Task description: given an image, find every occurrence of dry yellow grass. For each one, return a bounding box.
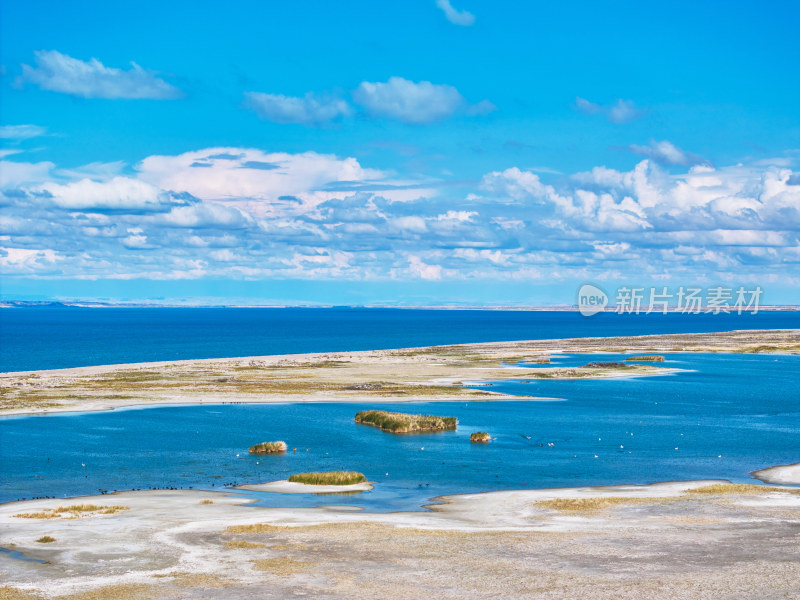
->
[0,586,45,600]
[226,523,285,534]
[14,505,129,519]
[13,511,59,519]
[166,572,230,588]
[53,583,157,600]
[534,484,800,513]
[199,499,214,505]
[225,539,266,549]
[686,483,798,495]
[534,496,675,512]
[251,557,312,576]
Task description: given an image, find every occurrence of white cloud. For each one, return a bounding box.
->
[161,203,252,228]
[17,50,182,99]
[0,124,47,139]
[435,0,475,26]
[354,77,485,124]
[137,147,384,214]
[408,255,443,280]
[0,247,61,273]
[0,160,54,187]
[626,140,708,167]
[122,228,151,249]
[56,161,127,181]
[38,177,172,211]
[243,91,351,125]
[3,143,798,285]
[576,97,644,124]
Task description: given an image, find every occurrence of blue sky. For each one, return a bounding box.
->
[1,0,799,305]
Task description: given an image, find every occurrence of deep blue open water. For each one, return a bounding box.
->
[1,351,798,511]
[1,307,798,372]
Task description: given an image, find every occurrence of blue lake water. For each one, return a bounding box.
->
[1,352,798,511]
[1,307,798,372]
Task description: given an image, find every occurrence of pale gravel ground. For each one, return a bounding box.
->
[1,480,799,599]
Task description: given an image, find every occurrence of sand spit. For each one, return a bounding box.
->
[1,328,797,417]
[752,462,800,485]
[1,479,800,599]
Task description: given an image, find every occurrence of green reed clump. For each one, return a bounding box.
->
[354,410,457,433]
[288,472,366,485]
[248,441,287,454]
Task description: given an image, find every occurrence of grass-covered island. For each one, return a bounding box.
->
[287,471,366,485]
[355,409,458,433]
[626,355,666,362]
[248,441,287,454]
[470,432,491,443]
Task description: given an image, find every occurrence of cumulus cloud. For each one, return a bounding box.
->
[2,144,798,285]
[353,77,492,124]
[243,91,351,125]
[37,177,175,211]
[0,124,47,139]
[17,50,182,99]
[137,147,384,214]
[626,140,708,167]
[576,97,644,124]
[435,0,475,26]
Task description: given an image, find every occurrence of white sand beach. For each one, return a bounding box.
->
[752,462,800,485]
[2,478,799,599]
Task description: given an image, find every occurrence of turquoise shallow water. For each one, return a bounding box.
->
[1,352,798,511]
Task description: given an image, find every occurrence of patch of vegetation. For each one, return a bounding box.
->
[733,344,800,354]
[0,586,44,600]
[288,471,366,485]
[534,496,673,512]
[470,432,491,443]
[226,523,284,534]
[625,355,665,362]
[225,539,266,549]
[251,557,312,575]
[583,362,629,369]
[36,535,56,543]
[355,409,457,433]
[14,504,129,519]
[248,441,287,454]
[199,499,214,505]
[685,483,799,495]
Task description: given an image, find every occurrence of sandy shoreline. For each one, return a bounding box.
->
[2,478,799,599]
[752,462,800,485]
[2,328,797,417]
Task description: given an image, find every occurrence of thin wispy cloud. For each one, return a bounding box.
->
[243,91,351,125]
[244,79,495,126]
[17,50,182,99]
[353,77,494,124]
[626,140,709,167]
[435,0,475,26]
[0,124,47,139]
[576,97,644,124]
